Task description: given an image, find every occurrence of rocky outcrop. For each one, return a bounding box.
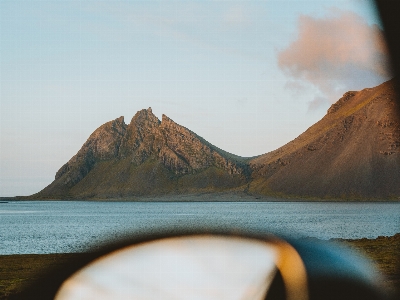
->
[55,116,127,184]
[32,79,400,200]
[327,91,358,115]
[34,108,249,199]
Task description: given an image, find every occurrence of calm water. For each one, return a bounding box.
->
[0,201,399,254]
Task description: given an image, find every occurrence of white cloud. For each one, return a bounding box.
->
[278,8,391,110]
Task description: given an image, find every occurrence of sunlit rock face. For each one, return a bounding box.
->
[32,79,400,200]
[35,108,249,199]
[250,79,400,199]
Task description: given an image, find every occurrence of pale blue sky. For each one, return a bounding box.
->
[0,0,390,196]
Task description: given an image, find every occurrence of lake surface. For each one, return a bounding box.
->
[0,201,399,254]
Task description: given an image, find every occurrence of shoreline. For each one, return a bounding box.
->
[2,191,400,203]
[0,234,399,299]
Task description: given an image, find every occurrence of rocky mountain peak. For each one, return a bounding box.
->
[327,91,358,115]
[130,107,160,128]
[41,107,249,199]
[161,113,172,124]
[35,79,400,200]
[160,114,187,133]
[114,115,125,124]
[111,116,127,135]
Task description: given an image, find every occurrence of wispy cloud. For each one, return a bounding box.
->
[278,8,391,110]
[222,4,251,27]
[82,1,264,61]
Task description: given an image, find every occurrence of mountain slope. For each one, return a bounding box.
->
[32,79,400,200]
[34,108,249,199]
[249,79,400,199]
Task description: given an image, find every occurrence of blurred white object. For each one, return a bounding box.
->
[55,235,280,300]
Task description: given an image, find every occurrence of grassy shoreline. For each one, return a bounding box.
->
[336,234,400,295]
[3,190,400,202]
[1,235,399,299]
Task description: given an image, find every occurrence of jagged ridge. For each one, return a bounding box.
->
[32,79,400,200]
[35,108,249,199]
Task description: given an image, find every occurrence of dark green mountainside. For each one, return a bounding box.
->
[32,79,400,200]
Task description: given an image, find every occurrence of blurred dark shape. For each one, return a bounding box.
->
[13,228,388,300]
[375,0,400,114]
[375,2,400,299]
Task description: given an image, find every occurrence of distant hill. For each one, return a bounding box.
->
[31,79,400,200]
[249,79,400,200]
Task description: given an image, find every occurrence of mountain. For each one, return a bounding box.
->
[32,79,400,200]
[33,108,250,199]
[249,79,400,199]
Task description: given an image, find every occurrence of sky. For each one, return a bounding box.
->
[0,0,391,196]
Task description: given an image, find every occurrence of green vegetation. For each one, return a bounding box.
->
[0,253,91,299]
[338,234,400,294]
[45,157,249,199]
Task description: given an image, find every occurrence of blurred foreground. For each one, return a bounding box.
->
[0,234,399,300]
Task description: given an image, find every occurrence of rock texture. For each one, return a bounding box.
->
[249,79,400,199]
[33,79,400,200]
[34,108,249,199]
